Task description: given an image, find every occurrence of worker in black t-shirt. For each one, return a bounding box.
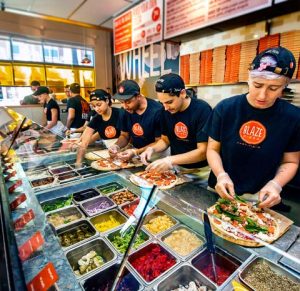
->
[76,89,124,164]
[66,83,90,138]
[140,73,212,178]
[33,86,65,136]
[65,107,96,136]
[108,80,163,161]
[204,47,300,208]
[20,80,40,105]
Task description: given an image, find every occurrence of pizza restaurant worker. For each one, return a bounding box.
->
[76,89,124,164]
[140,73,212,177]
[108,80,163,160]
[33,86,66,136]
[20,80,40,105]
[65,104,96,137]
[66,83,90,138]
[204,46,300,209]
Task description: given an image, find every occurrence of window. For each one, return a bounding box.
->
[43,44,73,65]
[12,39,43,62]
[0,64,13,85]
[13,65,45,86]
[0,37,11,60]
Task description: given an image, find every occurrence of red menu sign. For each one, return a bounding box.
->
[164,0,272,39]
[14,209,35,231]
[26,262,59,291]
[114,0,163,55]
[19,231,44,261]
[114,11,132,55]
[8,179,22,193]
[10,193,27,211]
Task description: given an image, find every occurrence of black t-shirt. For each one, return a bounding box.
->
[121,98,162,149]
[161,98,211,168]
[204,94,300,194]
[67,95,90,128]
[88,110,97,122]
[88,107,124,140]
[22,94,39,104]
[44,98,60,121]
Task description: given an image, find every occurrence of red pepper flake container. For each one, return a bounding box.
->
[122,199,139,216]
[192,248,241,286]
[129,243,177,283]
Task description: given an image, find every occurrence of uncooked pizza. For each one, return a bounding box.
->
[130,170,178,189]
[91,158,120,171]
[207,196,280,246]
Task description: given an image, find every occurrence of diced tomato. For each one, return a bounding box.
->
[268,226,275,234]
[214,219,221,225]
[257,213,265,219]
[232,220,239,227]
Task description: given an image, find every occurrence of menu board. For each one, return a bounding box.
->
[164,0,272,39]
[114,0,163,55]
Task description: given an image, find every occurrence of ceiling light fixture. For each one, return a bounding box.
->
[81,28,92,65]
[81,54,91,64]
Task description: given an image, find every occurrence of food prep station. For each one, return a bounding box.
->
[1,109,300,290]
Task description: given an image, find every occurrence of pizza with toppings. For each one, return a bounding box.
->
[207,196,280,246]
[130,170,178,189]
[91,158,121,171]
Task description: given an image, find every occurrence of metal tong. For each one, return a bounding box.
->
[111,185,158,291]
[203,212,218,283]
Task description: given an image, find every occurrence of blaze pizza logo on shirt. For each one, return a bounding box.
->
[104,126,117,138]
[132,123,144,136]
[174,122,188,139]
[81,100,90,120]
[239,120,266,145]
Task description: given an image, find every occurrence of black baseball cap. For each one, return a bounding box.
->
[70,83,81,93]
[113,80,140,100]
[89,89,110,101]
[155,73,185,94]
[250,46,296,78]
[32,86,50,96]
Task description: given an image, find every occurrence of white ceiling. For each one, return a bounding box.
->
[2,0,141,28]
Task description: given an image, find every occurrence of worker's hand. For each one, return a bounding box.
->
[117,149,137,161]
[65,129,72,137]
[146,157,173,173]
[108,144,120,158]
[258,180,282,208]
[70,142,79,152]
[140,147,154,165]
[215,172,235,200]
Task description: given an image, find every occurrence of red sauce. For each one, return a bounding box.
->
[192,249,240,285]
[129,244,176,282]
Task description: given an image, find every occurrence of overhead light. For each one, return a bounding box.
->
[81,54,91,64]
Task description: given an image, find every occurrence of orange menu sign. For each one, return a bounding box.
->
[164,0,272,39]
[114,0,163,55]
[114,11,132,55]
[26,262,59,291]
